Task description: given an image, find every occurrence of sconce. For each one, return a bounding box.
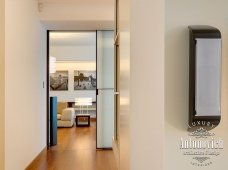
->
[188,25,221,131]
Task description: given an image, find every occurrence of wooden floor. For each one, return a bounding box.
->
[27,121,118,170]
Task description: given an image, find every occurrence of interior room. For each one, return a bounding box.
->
[4,1,228,170]
[48,30,115,151]
[48,31,97,150]
[49,31,97,124]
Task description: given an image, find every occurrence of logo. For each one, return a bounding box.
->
[188,120,215,129]
[180,121,223,166]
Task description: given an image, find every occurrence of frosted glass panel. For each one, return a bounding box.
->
[97,31,114,89]
[97,90,114,148]
[195,38,221,116]
[97,31,114,148]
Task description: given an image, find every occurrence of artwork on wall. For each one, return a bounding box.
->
[50,71,69,91]
[74,70,96,90]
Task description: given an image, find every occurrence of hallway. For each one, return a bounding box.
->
[26,122,118,170]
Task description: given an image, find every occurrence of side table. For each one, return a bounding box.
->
[75,114,90,127]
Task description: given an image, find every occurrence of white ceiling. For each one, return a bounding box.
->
[50,32,96,46]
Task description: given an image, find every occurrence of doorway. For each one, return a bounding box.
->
[46,30,115,149]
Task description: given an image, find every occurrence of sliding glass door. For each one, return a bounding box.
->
[96,31,115,148]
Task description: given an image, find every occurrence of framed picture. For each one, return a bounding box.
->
[50,71,69,91]
[74,70,96,90]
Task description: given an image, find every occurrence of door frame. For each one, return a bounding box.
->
[46,30,50,149]
[46,30,98,148]
[46,30,116,149]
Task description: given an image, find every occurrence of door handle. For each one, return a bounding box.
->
[96,88,116,95]
[114,92,120,95]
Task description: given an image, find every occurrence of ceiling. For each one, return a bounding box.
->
[50,31,96,46]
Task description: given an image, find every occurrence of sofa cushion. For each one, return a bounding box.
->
[57,120,74,127]
[57,114,62,120]
[57,102,67,114]
[61,108,74,121]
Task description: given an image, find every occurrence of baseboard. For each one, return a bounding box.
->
[112,138,120,170]
[25,146,47,170]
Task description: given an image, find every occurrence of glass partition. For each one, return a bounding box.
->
[96,31,115,148]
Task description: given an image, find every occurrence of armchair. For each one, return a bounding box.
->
[57,102,74,127]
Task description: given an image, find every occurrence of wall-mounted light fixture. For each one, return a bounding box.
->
[188,25,222,131]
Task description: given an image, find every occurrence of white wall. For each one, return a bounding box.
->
[50,42,96,102]
[40,2,113,21]
[0,0,5,169]
[118,0,165,170]
[39,1,114,30]
[51,46,96,61]
[50,62,96,102]
[118,0,130,169]
[130,0,165,170]
[165,0,228,170]
[5,0,46,169]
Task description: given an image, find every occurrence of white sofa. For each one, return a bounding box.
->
[57,108,75,127]
[57,102,74,127]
